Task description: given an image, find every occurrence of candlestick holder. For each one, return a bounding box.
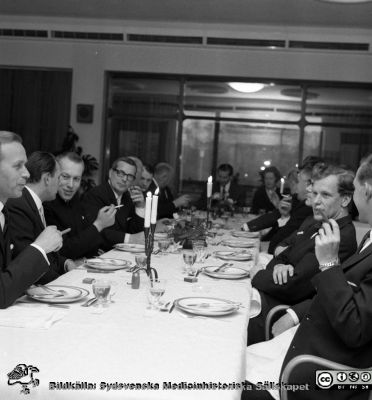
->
[144,224,158,282]
[206,197,212,229]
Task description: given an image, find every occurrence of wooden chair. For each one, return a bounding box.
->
[265,305,372,400]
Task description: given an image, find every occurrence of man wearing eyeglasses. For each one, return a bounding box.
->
[82,156,145,249]
[44,152,117,259]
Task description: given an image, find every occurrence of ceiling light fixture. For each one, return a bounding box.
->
[228,82,265,93]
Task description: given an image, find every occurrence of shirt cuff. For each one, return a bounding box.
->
[135,206,145,219]
[124,233,131,244]
[277,216,290,227]
[242,223,249,231]
[286,308,299,325]
[30,243,50,265]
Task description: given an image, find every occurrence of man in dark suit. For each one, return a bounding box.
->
[196,163,246,210]
[44,152,116,259]
[0,131,63,308]
[244,158,322,254]
[82,156,145,248]
[7,151,76,284]
[153,162,191,219]
[243,155,372,400]
[248,164,357,344]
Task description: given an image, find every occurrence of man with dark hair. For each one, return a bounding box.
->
[44,152,116,259]
[152,162,191,219]
[244,156,372,400]
[244,157,324,253]
[196,163,246,210]
[7,151,76,284]
[139,163,155,193]
[82,156,145,248]
[248,163,357,345]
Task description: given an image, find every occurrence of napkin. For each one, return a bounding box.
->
[249,288,262,318]
[245,326,298,400]
[0,303,67,329]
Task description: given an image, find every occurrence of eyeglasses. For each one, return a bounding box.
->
[113,168,136,182]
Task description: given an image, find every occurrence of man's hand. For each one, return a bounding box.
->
[94,205,116,231]
[173,194,191,208]
[64,259,78,272]
[278,196,292,217]
[274,245,288,257]
[34,226,63,253]
[129,186,145,207]
[272,313,296,337]
[212,192,222,200]
[315,219,340,265]
[273,263,294,285]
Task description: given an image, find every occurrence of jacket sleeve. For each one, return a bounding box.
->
[248,209,281,231]
[0,246,49,309]
[312,266,372,348]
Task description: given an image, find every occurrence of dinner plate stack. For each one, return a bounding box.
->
[201,266,250,279]
[114,243,146,253]
[174,297,239,316]
[84,258,132,271]
[214,250,253,261]
[26,285,89,304]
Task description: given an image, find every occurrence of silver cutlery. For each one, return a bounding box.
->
[213,263,231,273]
[160,301,171,312]
[81,297,98,307]
[168,301,175,313]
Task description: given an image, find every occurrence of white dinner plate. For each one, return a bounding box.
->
[231,231,260,238]
[84,258,132,271]
[114,243,146,253]
[26,285,89,304]
[175,297,239,316]
[214,250,253,261]
[222,239,257,248]
[201,266,250,280]
[154,232,169,240]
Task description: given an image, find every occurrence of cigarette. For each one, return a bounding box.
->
[61,228,71,235]
[114,205,124,209]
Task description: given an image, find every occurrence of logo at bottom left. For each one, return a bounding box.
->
[7,364,40,394]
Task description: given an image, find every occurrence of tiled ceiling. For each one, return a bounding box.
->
[1,0,372,29]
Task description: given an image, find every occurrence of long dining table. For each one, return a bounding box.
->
[0,216,261,400]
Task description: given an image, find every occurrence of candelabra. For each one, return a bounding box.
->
[206,197,212,229]
[144,223,158,282]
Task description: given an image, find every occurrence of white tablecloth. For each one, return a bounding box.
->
[0,227,256,400]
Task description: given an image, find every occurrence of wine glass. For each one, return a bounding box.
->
[135,254,147,269]
[158,239,171,254]
[92,279,111,308]
[182,250,197,275]
[147,279,167,310]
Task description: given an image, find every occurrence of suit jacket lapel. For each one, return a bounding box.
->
[342,243,372,271]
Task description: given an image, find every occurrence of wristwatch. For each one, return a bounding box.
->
[319,259,340,271]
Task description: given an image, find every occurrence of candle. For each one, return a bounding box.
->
[280,178,285,195]
[207,176,213,198]
[151,187,159,224]
[145,192,152,228]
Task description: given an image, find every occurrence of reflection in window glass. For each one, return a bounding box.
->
[305,125,372,172]
[305,87,372,126]
[217,122,300,187]
[184,81,302,122]
[181,119,214,182]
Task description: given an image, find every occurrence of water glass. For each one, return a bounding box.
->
[182,250,197,274]
[192,240,207,263]
[158,239,171,254]
[147,279,167,310]
[135,254,147,269]
[92,279,111,307]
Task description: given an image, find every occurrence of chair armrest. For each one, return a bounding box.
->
[265,304,289,340]
[281,354,372,400]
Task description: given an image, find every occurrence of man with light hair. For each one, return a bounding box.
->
[0,131,63,308]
